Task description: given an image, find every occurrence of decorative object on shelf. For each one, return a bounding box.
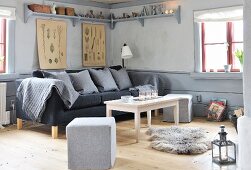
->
[132,12,139,17]
[28,4,51,14]
[224,64,232,72]
[82,23,106,67]
[121,43,133,68]
[212,125,236,165]
[51,3,56,15]
[97,12,105,19]
[150,5,157,15]
[65,7,75,16]
[169,9,174,14]
[207,99,227,122]
[89,10,95,18]
[141,6,149,16]
[56,7,65,15]
[37,19,67,69]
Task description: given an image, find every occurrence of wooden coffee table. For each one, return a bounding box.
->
[105,96,181,143]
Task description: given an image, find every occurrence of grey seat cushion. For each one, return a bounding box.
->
[109,68,133,90]
[89,68,119,92]
[70,93,102,110]
[69,70,99,94]
[100,90,131,103]
[42,71,75,90]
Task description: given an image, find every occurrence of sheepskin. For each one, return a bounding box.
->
[146,126,211,154]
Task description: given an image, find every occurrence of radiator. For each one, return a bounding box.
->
[0,83,9,125]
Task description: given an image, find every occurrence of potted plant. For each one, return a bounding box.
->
[235,49,244,71]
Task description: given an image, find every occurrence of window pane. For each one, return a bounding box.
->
[232,42,243,69]
[233,21,243,42]
[0,19,5,43]
[205,44,228,70]
[204,22,227,43]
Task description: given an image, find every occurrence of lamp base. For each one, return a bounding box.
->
[122,59,125,68]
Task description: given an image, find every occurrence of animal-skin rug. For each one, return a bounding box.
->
[146,126,211,154]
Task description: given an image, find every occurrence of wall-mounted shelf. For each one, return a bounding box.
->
[110,6,181,29]
[24,4,181,29]
[24,4,110,27]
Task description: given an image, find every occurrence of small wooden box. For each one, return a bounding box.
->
[66,7,75,16]
[28,4,51,14]
[56,7,66,15]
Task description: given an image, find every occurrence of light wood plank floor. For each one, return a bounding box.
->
[0,117,238,170]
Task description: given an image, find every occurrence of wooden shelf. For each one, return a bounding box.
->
[24,4,181,29]
[24,4,110,27]
[110,6,181,29]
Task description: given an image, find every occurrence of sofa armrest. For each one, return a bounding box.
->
[128,71,167,96]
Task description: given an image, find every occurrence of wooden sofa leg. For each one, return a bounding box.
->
[17,118,23,130]
[51,126,58,139]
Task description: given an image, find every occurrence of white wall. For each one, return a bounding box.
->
[0,0,111,74]
[110,0,243,72]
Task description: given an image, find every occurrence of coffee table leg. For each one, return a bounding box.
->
[106,106,112,117]
[147,110,152,127]
[174,101,179,125]
[134,112,140,143]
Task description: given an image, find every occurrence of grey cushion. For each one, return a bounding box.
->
[69,70,98,94]
[70,93,101,110]
[89,68,118,92]
[43,71,75,90]
[109,68,133,90]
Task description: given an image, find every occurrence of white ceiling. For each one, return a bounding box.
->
[91,0,134,4]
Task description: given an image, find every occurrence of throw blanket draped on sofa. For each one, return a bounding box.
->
[17,78,79,121]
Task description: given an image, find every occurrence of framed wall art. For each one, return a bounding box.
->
[83,23,106,67]
[37,19,67,69]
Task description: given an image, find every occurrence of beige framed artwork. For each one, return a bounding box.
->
[83,23,106,67]
[37,19,67,69]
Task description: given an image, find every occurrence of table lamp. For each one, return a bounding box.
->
[121,43,133,68]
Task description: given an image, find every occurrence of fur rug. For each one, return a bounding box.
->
[146,126,211,154]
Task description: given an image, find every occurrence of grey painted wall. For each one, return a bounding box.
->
[110,0,243,71]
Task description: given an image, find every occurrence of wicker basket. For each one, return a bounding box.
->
[56,7,66,15]
[65,7,75,16]
[28,4,51,14]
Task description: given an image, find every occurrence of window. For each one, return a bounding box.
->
[0,19,6,73]
[201,21,243,72]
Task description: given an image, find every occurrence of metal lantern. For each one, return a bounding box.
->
[212,125,236,165]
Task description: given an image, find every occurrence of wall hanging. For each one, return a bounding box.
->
[83,23,106,67]
[37,19,67,69]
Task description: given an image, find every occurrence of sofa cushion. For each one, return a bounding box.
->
[43,71,75,90]
[69,70,98,94]
[70,93,102,110]
[89,68,119,92]
[110,68,132,90]
[100,90,131,103]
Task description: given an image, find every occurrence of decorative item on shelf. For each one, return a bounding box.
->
[89,10,95,18]
[121,43,133,68]
[224,64,232,72]
[141,6,149,16]
[51,3,56,15]
[28,4,51,14]
[150,5,157,15]
[56,7,65,15]
[156,4,164,15]
[97,12,105,19]
[132,12,139,17]
[65,7,75,16]
[169,9,174,14]
[110,13,115,20]
[212,125,236,165]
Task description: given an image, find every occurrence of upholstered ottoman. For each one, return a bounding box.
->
[163,94,193,123]
[66,117,116,170]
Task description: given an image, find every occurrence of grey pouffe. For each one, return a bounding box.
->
[163,94,193,123]
[66,117,116,170]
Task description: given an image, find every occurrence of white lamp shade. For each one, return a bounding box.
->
[121,45,133,59]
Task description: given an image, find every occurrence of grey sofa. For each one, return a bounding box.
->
[16,66,163,138]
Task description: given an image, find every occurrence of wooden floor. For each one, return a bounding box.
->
[0,116,238,170]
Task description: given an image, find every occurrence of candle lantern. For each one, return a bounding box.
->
[212,125,236,165]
